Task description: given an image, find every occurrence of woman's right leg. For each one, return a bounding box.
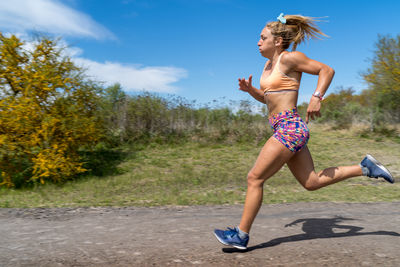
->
[213,136,294,250]
[238,137,294,233]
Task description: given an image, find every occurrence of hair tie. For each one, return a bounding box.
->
[277,13,286,24]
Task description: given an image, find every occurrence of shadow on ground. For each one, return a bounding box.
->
[223,216,400,253]
[79,148,132,177]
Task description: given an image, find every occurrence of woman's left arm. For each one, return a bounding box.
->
[284,51,335,123]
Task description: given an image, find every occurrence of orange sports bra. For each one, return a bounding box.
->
[260,53,300,95]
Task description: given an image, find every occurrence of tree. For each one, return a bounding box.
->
[101,83,127,144]
[319,87,365,129]
[0,34,103,187]
[362,35,400,123]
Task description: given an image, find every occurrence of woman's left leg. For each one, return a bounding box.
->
[287,145,363,191]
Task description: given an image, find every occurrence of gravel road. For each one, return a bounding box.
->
[1,202,400,266]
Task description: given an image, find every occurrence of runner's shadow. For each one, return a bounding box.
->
[223,216,400,253]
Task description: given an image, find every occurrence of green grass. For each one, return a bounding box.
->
[0,125,399,208]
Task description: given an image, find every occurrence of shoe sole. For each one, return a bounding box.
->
[366,154,394,183]
[213,232,247,250]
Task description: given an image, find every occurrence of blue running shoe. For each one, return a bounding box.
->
[213,227,249,250]
[360,154,394,183]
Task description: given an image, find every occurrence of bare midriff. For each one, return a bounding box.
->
[264,91,298,117]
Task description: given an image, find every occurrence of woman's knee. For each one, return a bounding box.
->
[300,174,321,191]
[247,171,264,187]
[302,181,320,191]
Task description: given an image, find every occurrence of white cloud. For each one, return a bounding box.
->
[0,0,187,94]
[13,37,187,93]
[75,58,188,93]
[0,0,114,39]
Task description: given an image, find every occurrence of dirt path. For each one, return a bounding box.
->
[1,202,400,266]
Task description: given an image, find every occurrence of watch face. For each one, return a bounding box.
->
[314,92,321,97]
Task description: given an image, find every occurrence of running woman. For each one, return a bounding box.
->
[213,13,394,250]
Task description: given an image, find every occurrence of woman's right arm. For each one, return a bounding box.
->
[238,75,266,104]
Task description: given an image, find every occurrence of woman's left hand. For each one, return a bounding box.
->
[306,97,321,123]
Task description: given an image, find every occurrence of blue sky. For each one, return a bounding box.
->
[1,0,399,109]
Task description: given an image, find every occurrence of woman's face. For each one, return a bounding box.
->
[258,27,276,58]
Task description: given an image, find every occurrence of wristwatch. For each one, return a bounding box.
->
[312,91,324,101]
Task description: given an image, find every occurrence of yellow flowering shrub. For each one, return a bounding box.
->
[0,34,102,187]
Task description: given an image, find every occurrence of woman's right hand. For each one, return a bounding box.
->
[238,75,253,92]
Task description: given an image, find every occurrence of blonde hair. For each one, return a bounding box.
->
[266,14,327,51]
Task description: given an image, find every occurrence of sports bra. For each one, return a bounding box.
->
[260,52,300,95]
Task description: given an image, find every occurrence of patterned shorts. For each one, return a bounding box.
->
[268,108,309,153]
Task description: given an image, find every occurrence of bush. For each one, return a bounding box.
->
[99,89,271,146]
[0,34,103,187]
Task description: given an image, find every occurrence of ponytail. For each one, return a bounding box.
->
[266,14,327,51]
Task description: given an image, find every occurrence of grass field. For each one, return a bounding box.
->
[0,125,399,208]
